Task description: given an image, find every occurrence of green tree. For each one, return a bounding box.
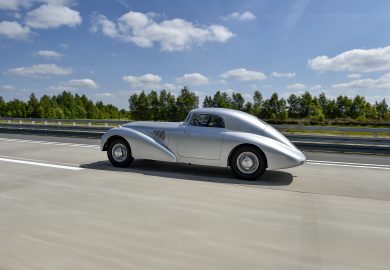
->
[262,93,287,119]
[203,96,213,108]
[129,93,140,120]
[300,91,313,117]
[336,95,352,118]
[158,90,169,121]
[349,95,366,119]
[212,91,232,108]
[376,99,388,120]
[0,97,5,116]
[148,90,160,120]
[252,91,263,117]
[287,94,301,118]
[166,92,177,121]
[231,92,244,111]
[139,91,151,120]
[27,93,41,118]
[244,101,253,114]
[176,87,198,121]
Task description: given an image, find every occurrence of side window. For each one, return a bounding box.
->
[189,114,225,128]
[225,117,240,131]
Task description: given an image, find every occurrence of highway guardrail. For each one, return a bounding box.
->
[0,120,389,155]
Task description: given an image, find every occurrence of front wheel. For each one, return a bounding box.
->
[107,139,134,167]
[230,146,266,180]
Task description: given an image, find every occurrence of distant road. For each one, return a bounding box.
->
[0,133,390,269]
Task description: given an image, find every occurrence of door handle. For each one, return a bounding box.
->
[182,131,191,135]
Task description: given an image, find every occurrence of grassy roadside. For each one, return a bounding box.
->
[281,129,390,138]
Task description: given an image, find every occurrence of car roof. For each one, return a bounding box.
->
[189,108,268,127]
[190,107,254,119]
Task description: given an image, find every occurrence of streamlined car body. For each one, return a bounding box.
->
[101,108,306,180]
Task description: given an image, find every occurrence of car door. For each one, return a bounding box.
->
[177,114,225,160]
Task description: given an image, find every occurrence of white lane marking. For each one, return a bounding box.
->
[292,140,390,148]
[307,159,390,167]
[0,155,80,166]
[0,137,100,149]
[306,162,390,170]
[0,157,83,171]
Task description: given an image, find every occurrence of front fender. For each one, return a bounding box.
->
[221,131,306,170]
[101,127,176,162]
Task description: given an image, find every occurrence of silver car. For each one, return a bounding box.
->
[101,108,306,180]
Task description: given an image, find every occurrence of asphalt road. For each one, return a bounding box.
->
[1,134,390,270]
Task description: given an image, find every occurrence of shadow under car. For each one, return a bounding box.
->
[80,160,294,186]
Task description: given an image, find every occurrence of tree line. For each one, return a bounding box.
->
[129,88,389,122]
[1,88,389,122]
[0,92,128,119]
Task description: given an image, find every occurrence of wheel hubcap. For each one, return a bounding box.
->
[236,152,259,174]
[112,143,127,162]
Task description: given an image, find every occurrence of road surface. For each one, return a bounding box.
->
[0,134,390,270]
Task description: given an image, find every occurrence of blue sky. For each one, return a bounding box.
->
[1,0,390,109]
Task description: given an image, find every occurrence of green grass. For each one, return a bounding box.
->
[281,129,390,138]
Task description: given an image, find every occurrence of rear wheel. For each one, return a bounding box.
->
[107,139,133,167]
[230,146,266,180]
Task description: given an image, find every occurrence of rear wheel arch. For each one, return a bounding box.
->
[227,144,267,168]
[229,144,268,180]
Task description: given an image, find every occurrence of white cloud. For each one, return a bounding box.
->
[161,83,177,91]
[1,84,15,90]
[60,43,69,49]
[7,64,72,77]
[176,73,209,85]
[26,4,82,29]
[95,92,112,98]
[311,84,322,91]
[64,78,99,89]
[34,50,64,59]
[347,73,362,79]
[0,21,30,39]
[308,46,390,73]
[91,11,234,52]
[123,73,162,89]
[223,11,256,22]
[287,83,306,90]
[220,68,266,81]
[0,0,74,10]
[90,14,119,38]
[271,71,296,78]
[332,73,390,90]
[0,0,31,10]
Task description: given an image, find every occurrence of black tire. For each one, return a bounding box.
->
[230,146,266,180]
[107,139,134,167]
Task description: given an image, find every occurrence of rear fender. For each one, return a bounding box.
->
[221,132,306,170]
